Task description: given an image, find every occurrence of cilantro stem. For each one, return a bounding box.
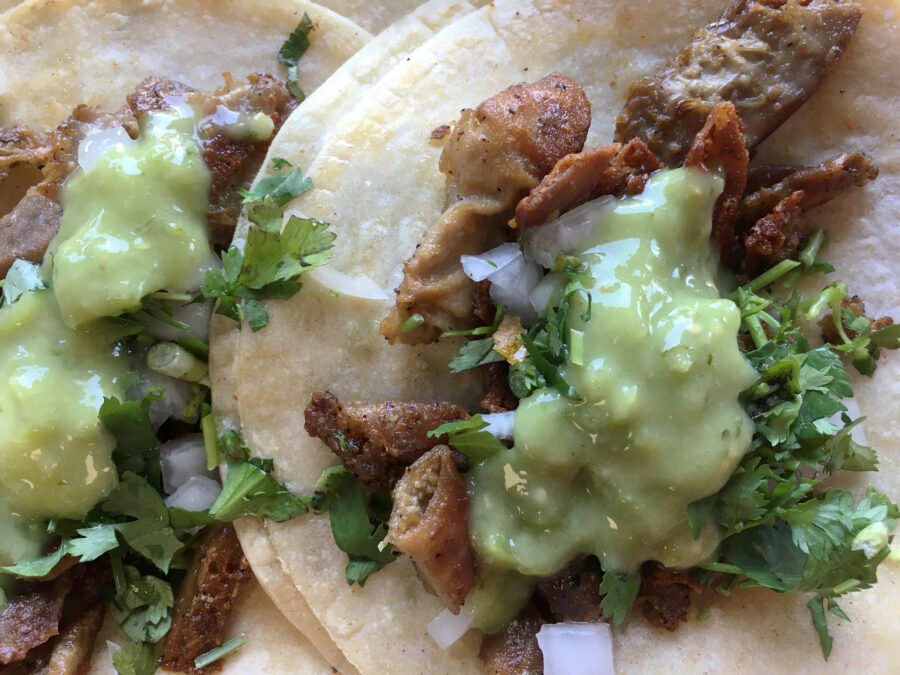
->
[194,636,246,669]
[147,291,193,302]
[176,335,210,360]
[400,313,425,333]
[110,553,127,596]
[697,561,743,575]
[147,342,208,382]
[201,414,220,471]
[799,229,826,269]
[745,314,768,349]
[744,259,801,293]
[832,579,861,595]
[142,305,191,332]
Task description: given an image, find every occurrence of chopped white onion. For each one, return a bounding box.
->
[482,412,515,440]
[530,272,566,315]
[131,348,198,429]
[536,622,614,675]
[106,640,123,657]
[309,266,389,300]
[461,242,542,323]
[427,607,476,649]
[164,475,222,513]
[77,125,135,171]
[522,196,615,268]
[179,249,226,294]
[160,434,216,495]
[141,299,214,343]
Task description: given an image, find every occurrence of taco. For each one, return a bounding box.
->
[222,0,900,672]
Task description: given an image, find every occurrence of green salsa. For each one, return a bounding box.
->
[0,291,130,521]
[46,108,211,327]
[468,169,756,624]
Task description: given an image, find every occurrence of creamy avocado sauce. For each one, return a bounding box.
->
[0,291,129,522]
[468,169,757,625]
[46,107,211,327]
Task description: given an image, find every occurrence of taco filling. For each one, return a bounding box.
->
[293,0,898,670]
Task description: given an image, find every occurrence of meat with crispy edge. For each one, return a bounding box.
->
[637,561,704,631]
[380,73,591,344]
[615,0,863,166]
[388,445,477,612]
[162,523,252,674]
[0,73,295,279]
[304,392,469,492]
[819,295,894,345]
[479,604,545,675]
[0,574,72,665]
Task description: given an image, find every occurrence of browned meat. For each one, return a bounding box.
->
[127,74,296,245]
[162,523,252,674]
[304,392,469,492]
[479,605,545,675]
[13,601,106,675]
[819,295,894,344]
[0,107,137,278]
[513,138,663,229]
[740,190,806,279]
[637,562,703,631]
[616,0,863,166]
[535,557,604,623]
[481,362,519,414]
[0,574,72,664]
[684,102,749,268]
[388,445,477,611]
[381,74,591,344]
[738,151,878,232]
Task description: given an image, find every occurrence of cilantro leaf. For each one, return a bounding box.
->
[109,564,174,644]
[238,215,334,289]
[598,571,640,627]
[100,392,162,485]
[112,641,158,675]
[449,337,505,373]
[428,415,506,463]
[238,159,312,207]
[278,13,314,100]
[313,466,397,586]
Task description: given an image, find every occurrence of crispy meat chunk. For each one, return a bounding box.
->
[388,445,477,612]
[304,392,469,492]
[684,102,749,268]
[616,0,863,166]
[738,151,878,231]
[162,523,252,674]
[127,74,295,246]
[481,362,519,414]
[535,556,604,623]
[513,138,663,229]
[0,574,73,665]
[479,605,545,675]
[14,601,106,675]
[819,295,894,344]
[740,190,806,279]
[381,74,591,343]
[637,561,703,631]
[0,107,137,278]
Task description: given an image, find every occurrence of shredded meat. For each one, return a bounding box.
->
[381,74,591,343]
[0,574,73,665]
[535,556,604,623]
[0,107,137,278]
[479,605,545,675]
[819,295,894,344]
[388,445,477,611]
[684,102,749,268]
[126,74,296,246]
[616,0,863,166]
[637,562,703,631]
[740,190,806,279]
[513,138,662,229]
[162,523,252,674]
[737,151,878,232]
[304,392,469,492]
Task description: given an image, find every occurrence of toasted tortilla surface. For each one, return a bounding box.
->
[221,0,900,672]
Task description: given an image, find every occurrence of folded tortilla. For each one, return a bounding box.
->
[222,0,900,672]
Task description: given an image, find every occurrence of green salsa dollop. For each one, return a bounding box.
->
[467,169,756,624]
[46,108,211,328]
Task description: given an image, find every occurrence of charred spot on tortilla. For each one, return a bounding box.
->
[380,73,591,345]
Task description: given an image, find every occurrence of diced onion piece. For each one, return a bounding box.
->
[132,350,199,429]
[427,607,475,649]
[106,640,122,657]
[482,412,515,440]
[77,125,135,171]
[179,249,226,295]
[160,434,216,495]
[309,267,388,300]
[164,475,222,513]
[522,196,615,268]
[141,299,214,343]
[530,273,565,315]
[461,243,542,323]
[536,622,614,675]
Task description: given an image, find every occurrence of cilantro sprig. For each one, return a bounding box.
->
[278,13,314,101]
[200,159,334,331]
